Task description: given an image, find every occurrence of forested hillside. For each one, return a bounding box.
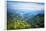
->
[7,10,44,30]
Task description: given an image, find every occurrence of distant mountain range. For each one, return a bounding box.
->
[7,8,44,20]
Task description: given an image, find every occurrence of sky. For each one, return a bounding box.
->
[7,1,44,17]
[7,0,44,3]
[7,1,44,11]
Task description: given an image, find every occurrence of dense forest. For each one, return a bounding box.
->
[7,10,44,30]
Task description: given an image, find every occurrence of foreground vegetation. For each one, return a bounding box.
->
[7,12,44,30]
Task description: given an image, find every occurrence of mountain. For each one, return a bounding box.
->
[26,13,44,27]
[7,8,44,22]
[16,10,44,20]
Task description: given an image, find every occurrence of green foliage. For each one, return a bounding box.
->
[7,12,44,30]
[7,13,31,30]
[31,16,44,28]
[15,20,31,29]
[7,20,31,30]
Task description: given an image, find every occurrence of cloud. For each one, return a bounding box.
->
[8,2,44,11]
